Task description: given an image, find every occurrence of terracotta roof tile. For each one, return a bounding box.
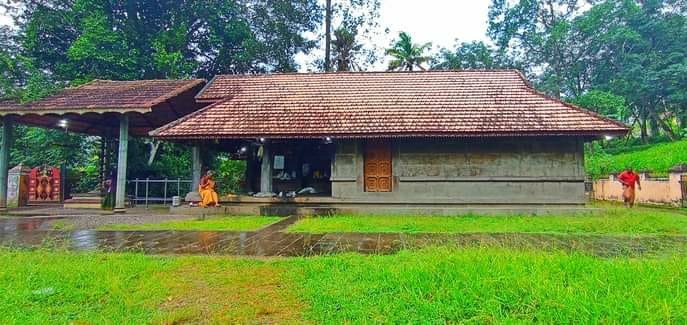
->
[0,79,205,114]
[152,70,629,139]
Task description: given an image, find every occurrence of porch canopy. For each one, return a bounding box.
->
[0,79,206,212]
[150,70,629,194]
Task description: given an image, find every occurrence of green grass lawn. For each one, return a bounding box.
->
[98,216,283,232]
[586,139,687,177]
[287,206,687,235]
[1,247,685,323]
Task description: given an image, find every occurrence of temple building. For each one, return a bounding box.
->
[151,70,628,215]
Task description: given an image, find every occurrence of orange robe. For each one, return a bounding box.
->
[199,176,219,207]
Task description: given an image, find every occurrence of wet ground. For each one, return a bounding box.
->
[1,216,686,257]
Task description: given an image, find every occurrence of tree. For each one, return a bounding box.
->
[386,32,431,71]
[325,0,332,71]
[488,0,687,142]
[488,0,584,97]
[332,27,363,71]
[0,0,327,192]
[431,41,517,70]
[571,90,629,122]
[10,0,323,80]
[316,0,384,71]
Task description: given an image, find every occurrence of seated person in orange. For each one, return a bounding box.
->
[199,170,220,207]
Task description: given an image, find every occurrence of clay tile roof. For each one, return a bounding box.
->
[152,70,629,139]
[0,100,22,110]
[0,79,205,115]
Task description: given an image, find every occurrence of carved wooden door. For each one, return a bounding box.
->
[364,141,392,192]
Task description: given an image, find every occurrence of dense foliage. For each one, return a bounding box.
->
[0,0,329,192]
[1,0,686,186]
[586,139,687,178]
[486,0,687,142]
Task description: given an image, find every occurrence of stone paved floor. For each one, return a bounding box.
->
[1,216,686,257]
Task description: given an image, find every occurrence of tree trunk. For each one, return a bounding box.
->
[639,114,648,144]
[324,0,332,72]
[147,140,160,166]
[648,108,677,141]
[649,117,659,138]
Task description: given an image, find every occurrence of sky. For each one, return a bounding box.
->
[378,0,491,53]
[0,0,493,71]
[298,0,493,71]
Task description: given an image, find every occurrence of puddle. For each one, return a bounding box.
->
[1,216,685,257]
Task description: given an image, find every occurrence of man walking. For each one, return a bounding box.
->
[618,167,641,208]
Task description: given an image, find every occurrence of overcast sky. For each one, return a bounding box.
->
[0,0,493,71]
[300,0,492,71]
[377,0,491,54]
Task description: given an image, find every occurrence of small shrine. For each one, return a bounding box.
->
[28,165,62,204]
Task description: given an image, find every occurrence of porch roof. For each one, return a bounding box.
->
[0,79,206,136]
[152,70,629,140]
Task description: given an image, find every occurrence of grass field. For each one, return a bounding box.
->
[586,139,687,177]
[287,206,687,235]
[98,216,283,232]
[1,247,685,323]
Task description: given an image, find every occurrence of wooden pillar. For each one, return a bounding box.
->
[191,145,201,192]
[114,114,129,213]
[0,117,12,212]
[260,144,272,193]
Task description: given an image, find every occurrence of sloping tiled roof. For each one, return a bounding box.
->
[0,100,22,110]
[152,70,629,139]
[0,79,205,115]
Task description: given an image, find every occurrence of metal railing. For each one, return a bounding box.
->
[126,178,192,207]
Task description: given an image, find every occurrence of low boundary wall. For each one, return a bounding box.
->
[591,167,686,207]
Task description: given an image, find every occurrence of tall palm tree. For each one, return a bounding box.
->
[386,32,432,71]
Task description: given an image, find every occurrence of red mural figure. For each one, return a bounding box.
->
[28,166,61,204]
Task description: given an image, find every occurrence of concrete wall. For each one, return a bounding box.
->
[331,137,586,205]
[592,172,685,207]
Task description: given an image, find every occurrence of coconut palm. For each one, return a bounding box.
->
[386,32,432,71]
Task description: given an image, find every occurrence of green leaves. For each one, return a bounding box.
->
[488,0,687,142]
[431,41,516,70]
[386,32,432,71]
[66,11,140,81]
[572,90,629,121]
[9,0,323,81]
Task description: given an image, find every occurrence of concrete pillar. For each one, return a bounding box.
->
[260,144,272,193]
[114,114,129,213]
[0,117,13,213]
[191,145,202,192]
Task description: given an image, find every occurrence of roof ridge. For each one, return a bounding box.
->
[211,69,522,78]
[145,79,207,108]
[149,96,230,137]
[513,71,629,131]
[194,75,219,101]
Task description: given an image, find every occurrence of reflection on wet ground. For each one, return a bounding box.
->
[1,216,686,257]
